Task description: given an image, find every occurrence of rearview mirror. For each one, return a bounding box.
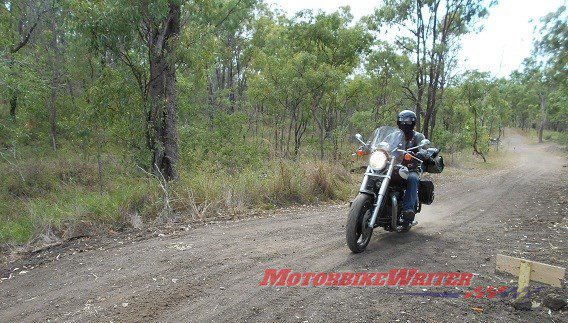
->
[355,133,366,145]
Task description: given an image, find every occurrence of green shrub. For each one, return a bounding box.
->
[0,217,33,244]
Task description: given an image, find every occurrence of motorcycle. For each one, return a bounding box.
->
[346,126,443,253]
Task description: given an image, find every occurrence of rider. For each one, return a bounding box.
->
[396,110,425,226]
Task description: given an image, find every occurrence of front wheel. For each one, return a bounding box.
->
[346,193,374,253]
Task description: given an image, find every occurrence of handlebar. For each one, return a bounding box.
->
[395,149,424,163]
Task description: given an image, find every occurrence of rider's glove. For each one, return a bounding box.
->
[416,150,428,161]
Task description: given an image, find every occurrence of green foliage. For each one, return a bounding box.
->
[536,5,567,82]
[0,1,566,244]
[179,112,268,171]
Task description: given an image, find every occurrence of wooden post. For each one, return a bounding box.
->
[496,254,566,299]
[517,260,531,298]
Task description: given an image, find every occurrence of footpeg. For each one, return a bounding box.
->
[396,225,409,232]
[396,221,417,232]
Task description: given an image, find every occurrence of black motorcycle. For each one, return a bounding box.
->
[346,126,444,253]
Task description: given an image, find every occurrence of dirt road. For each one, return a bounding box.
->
[1,130,567,322]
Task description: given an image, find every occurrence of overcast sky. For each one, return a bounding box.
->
[269,0,566,78]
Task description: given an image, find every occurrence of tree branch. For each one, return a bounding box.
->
[11,9,48,53]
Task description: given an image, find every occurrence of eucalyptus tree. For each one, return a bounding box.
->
[72,0,197,180]
[365,42,413,122]
[205,0,258,114]
[249,9,372,158]
[536,5,567,82]
[294,9,372,159]
[372,0,492,138]
[460,71,492,162]
[532,5,567,137]
[1,0,47,120]
[506,5,568,143]
[248,17,313,157]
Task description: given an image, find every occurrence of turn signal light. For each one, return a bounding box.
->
[404,153,412,161]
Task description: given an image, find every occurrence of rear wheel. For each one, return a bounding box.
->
[346,193,374,253]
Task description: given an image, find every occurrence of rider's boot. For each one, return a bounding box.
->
[402,210,415,224]
[396,210,415,232]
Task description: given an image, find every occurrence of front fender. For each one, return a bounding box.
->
[390,192,398,229]
[350,191,375,207]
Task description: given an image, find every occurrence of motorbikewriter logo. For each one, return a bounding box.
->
[260,268,473,287]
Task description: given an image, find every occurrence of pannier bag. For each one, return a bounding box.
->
[418,180,435,205]
[426,155,444,174]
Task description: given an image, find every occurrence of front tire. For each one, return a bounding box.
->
[346,193,374,253]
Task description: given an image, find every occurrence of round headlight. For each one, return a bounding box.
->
[369,150,388,171]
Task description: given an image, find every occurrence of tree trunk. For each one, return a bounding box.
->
[227,33,236,113]
[7,3,44,120]
[496,124,502,151]
[48,85,58,150]
[318,126,324,160]
[538,93,547,143]
[471,105,486,162]
[428,107,437,139]
[414,4,424,130]
[147,2,181,181]
[9,95,17,120]
[8,53,18,120]
[274,123,279,154]
[48,5,60,150]
[97,143,104,194]
[311,106,326,160]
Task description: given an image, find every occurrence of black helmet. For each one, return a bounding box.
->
[397,110,417,135]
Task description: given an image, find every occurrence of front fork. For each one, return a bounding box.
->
[364,156,396,229]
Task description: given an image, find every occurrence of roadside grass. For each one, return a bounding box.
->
[439,144,510,179]
[0,149,355,245]
[522,128,568,146]
[1,134,516,246]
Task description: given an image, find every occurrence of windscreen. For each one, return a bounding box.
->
[369,126,406,162]
[370,126,403,150]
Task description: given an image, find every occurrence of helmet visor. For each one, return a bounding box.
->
[398,118,415,125]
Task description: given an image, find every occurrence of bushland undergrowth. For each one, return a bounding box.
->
[0,146,355,245]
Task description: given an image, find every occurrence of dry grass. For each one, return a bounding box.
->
[1,138,516,247]
[441,146,511,181]
[0,152,356,245]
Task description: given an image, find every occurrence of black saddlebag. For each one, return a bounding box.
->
[425,155,444,173]
[418,180,435,205]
